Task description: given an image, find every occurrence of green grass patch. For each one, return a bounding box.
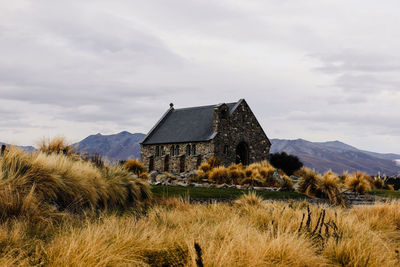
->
[369,189,400,198]
[150,185,308,200]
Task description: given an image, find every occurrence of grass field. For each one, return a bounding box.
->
[370,189,400,198]
[151,185,309,200]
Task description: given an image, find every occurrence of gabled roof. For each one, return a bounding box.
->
[141,100,243,145]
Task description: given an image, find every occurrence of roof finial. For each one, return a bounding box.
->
[169,103,174,108]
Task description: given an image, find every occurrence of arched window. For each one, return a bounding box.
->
[192,144,196,155]
[186,145,191,155]
[170,145,175,156]
[161,146,165,156]
[155,146,160,157]
[176,145,180,155]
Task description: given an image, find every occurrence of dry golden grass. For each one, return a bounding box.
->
[0,145,150,222]
[345,171,372,194]
[0,199,399,266]
[123,159,145,175]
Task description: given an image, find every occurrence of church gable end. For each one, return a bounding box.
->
[141,99,270,173]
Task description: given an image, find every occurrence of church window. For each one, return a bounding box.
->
[186,144,191,155]
[155,146,160,157]
[176,145,180,155]
[171,145,175,156]
[192,144,196,155]
[161,146,165,156]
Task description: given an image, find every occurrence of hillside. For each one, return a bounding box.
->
[71,132,400,175]
[0,142,36,153]
[270,139,400,175]
[74,131,145,160]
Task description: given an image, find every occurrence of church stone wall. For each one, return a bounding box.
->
[141,142,214,173]
[141,100,270,174]
[212,101,270,166]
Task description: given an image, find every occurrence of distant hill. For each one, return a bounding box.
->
[73,132,400,175]
[0,142,36,153]
[74,131,145,161]
[270,139,400,176]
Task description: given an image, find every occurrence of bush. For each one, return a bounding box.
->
[38,136,75,157]
[269,152,303,176]
[319,171,344,206]
[345,172,372,194]
[280,175,294,191]
[198,162,211,173]
[123,159,145,176]
[372,177,384,189]
[207,157,222,169]
[0,145,151,222]
[208,166,230,184]
[296,168,323,197]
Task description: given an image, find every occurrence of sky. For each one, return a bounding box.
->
[1,0,400,153]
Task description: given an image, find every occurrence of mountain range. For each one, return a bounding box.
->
[270,139,400,176]
[2,131,400,175]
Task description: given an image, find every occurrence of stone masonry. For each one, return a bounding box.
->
[141,99,271,174]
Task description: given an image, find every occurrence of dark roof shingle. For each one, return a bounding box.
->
[141,101,240,145]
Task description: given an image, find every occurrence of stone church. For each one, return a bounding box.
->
[140,99,271,173]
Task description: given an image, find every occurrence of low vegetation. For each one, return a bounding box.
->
[1,140,400,265]
[0,139,150,223]
[0,193,399,266]
[197,158,292,190]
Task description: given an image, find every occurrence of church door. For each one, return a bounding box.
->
[236,142,249,165]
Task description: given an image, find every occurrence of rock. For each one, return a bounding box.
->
[273,171,284,185]
[185,170,198,180]
[155,174,167,183]
[176,182,188,187]
[149,171,158,181]
[216,183,229,188]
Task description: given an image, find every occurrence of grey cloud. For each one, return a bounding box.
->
[311,51,400,73]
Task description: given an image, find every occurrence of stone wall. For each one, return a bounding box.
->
[141,100,270,173]
[141,142,214,173]
[212,100,270,166]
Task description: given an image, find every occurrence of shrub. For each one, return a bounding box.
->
[235,191,263,206]
[207,157,222,169]
[280,175,294,191]
[372,177,384,189]
[345,172,372,194]
[123,159,145,176]
[269,152,303,176]
[208,167,230,184]
[319,171,344,206]
[0,145,151,222]
[296,168,323,197]
[38,136,75,157]
[198,162,211,173]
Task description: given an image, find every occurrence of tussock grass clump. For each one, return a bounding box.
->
[208,166,230,184]
[0,143,150,222]
[296,168,323,197]
[345,171,372,194]
[319,171,344,206]
[235,191,263,206]
[123,159,145,176]
[38,136,75,157]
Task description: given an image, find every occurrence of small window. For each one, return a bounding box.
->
[192,144,196,155]
[155,146,160,157]
[170,145,175,156]
[186,145,191,155]
[161,146,165,156]
[176,145,180,155]
[223,145,228,155]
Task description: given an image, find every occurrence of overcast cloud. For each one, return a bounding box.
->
[1,0,400,153]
